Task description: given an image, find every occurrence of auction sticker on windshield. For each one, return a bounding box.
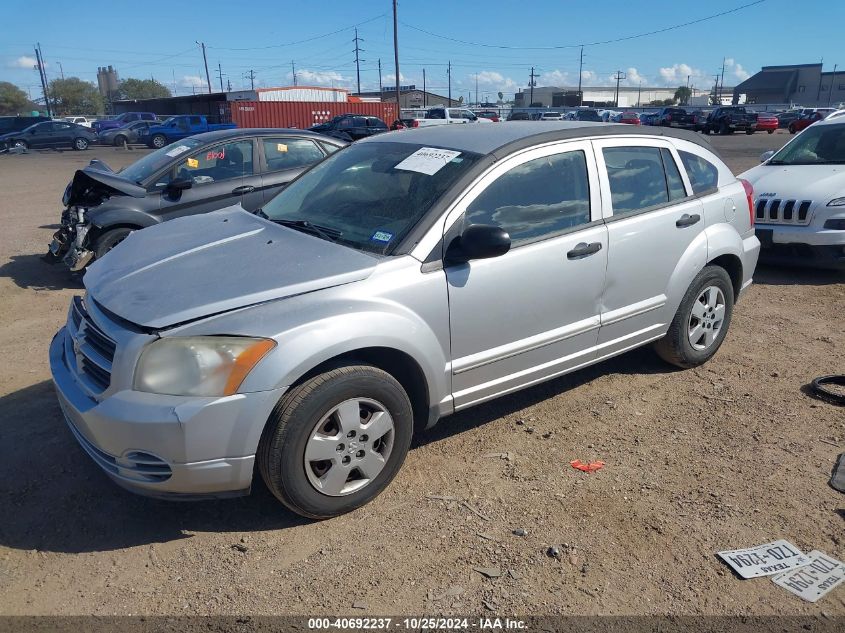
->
[718,540,810,578]
[395,147,462,176]
[165,145,191,157]
[771,551,844,602]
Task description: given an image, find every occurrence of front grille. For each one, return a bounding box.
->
[755,198,813,226]
[68,296,116,394]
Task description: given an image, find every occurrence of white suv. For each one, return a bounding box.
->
[740,112,845,270]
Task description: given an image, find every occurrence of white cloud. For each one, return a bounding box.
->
[658,63,708,87]
[473,70,518,92]
[539,69,569,87]
[725,58,750,81]
[7,55,39,70]
[293,69,349,87]
[625,67,646,85]
[179,75,206,88]
[382,72,406,85]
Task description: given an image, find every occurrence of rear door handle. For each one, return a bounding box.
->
[676,213,701,228]
[567,242,602,259]
[232,185,255,195]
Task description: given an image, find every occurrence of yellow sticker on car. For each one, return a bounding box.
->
[186,157,199,168]
[277,143,288,152]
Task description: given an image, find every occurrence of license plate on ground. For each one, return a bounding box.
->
[771,551,844,602]
[756,228,774,248]
[718,540,810,578]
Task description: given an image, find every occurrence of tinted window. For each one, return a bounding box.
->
[319,141,342,155]
[189,116,202,126]
[263,138,324,171]
[336,117,353,129]
[465,150,591,245]
[427,109,446,119]
[603,146,669,213]
[660,148,687,200]
[121,136,205,184]
[172,140,254,185]
[368,118,387,129]
[678,150,719,194]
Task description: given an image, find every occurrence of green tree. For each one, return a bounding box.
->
[662,98,676,106]
[0,81,36,115]
[674,86,692,105]
[48,77,104,115]
[117,78,171,100]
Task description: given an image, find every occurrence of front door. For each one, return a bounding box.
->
[591,140,707,356]
[258,137,327,203]
[156,138,262,219]
[444,141,608,409]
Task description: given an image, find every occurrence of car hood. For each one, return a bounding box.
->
[63,162,147,206]
[84,207,379,329]
[739,164,845,201]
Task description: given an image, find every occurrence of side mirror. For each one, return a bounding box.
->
[760,150,775,163]
[446,224,511,265]
[166,178,193,193]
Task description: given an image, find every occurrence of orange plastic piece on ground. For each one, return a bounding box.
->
[570,459,605,473]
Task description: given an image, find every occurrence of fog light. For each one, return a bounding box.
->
[823,219,845,230]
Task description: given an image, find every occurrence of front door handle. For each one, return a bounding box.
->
[676,213,701,228]
[232,185,255,195]
[567,242,602,259]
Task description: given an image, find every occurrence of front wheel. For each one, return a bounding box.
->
[113,134,127,146]
[654,266,735,369]
[94,227,135,259]
[789,125,796,134]
[13,140,28,150]
[73,137,89,150]
[258,364,413,519]
[767,129,774,134]
[150,134,167,149]
[745,129,754,135]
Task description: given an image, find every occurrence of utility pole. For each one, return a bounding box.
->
[392,0,400,110]
[447,60,452,104]
[475,73,478,107]
[57,61,64,80]
[291,61,297,86]
[578,45,584,106]
[529,66,537,107]
[423,68,426,107]
[353,28,363,95]
[246,69,256,91]
[713,74,720,105]
[828,64,838,107]
[378,58,383,94]
[227,79,232,91]
[197,41,212,94]
[34,44,51,116]
[217,62,224,93]
[613,70,626,107]
[637,81,642,107]
[719,57,726,104]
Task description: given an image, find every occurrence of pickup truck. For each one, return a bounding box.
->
[146,115,238,148]
[655,107,695,129]
[408,107,493,127]
[91,112,157,134]
[702,107,757,135]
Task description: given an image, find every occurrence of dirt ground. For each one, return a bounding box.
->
[0,131,842,618]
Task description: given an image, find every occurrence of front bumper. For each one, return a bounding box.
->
[755,225,845,270]
[50,327,286,498]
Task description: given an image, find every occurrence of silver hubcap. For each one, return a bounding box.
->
[153,137,164,148]
[304,398,394,497]
[688,286,726,351]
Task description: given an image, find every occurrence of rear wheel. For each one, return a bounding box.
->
[258,364,413,519]
[767,129,774,134]
[73,137,89,150]
[654,266,734,369]
[13,140,28,150]
[94,227,135,259]
[151,134,167,149]
[789,125,797,134]
[113,134,127,146]
[745,129,754,135]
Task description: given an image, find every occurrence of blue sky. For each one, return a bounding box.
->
[2,0,843,101]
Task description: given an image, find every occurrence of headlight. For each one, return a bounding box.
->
[134,336,276,396]
[827,197,845,207]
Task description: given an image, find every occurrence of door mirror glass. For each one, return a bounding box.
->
[446,224,511,265]
[760,150,775,163]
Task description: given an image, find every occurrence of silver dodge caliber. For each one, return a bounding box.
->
[50,122,760,518]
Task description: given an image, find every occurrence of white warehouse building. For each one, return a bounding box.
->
[514,85,693,108]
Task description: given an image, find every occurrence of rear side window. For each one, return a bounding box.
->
[678,150,719,194]
[263,138,324,171]
[466,150,591,246]
[660,148,687,201]
[603,146,670,214]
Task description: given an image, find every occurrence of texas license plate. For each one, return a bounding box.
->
[718,540,810,578]
[771,550,844,602]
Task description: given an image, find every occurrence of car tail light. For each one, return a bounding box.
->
[666,115,672,122]
[740,179,754,228]
[411,119,419,128]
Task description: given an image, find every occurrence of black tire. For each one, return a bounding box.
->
[654,266,735,369]
[745,129,754,135]
[151,134,167,149]
[113,134,127,146]
[720,122,731,135]
[258,364,413,519]
[73,137,89,151]
[94,227,135,259]
[789,125,796,134]
[13,140,28,150]
[767,129,774,134]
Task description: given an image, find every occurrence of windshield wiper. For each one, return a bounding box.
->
[271,218,342,242]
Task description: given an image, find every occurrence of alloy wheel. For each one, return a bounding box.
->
[688,286,726,351]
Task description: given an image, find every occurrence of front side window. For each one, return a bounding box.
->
[678,150,720,193]
[173,140,254,185]
[603,146,671,214]
[767,125,845,166]
[465,150,591,245]
[189,116,202,126]
[261,142,482,254]
[263,138,324,171]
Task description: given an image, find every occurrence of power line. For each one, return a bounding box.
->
[400,1,768,50]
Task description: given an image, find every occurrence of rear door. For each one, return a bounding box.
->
[258,137,327,203]
[155,138,260,218]
[592,139,706,356]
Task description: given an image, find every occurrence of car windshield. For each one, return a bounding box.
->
[261,141,483,255]
[768,125,845,165]
[118,137,205,183]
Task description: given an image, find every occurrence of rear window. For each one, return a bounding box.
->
[678,151,719,194]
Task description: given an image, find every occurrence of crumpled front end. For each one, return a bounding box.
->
[46,206,95,272]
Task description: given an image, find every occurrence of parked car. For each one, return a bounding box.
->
[752,112,778,134]
[146,115,238,148]
[309,114,389,142]
[64,116,93,127]
[655,107,695,129]
[776,110,802,129]
[98,120,158,146]
[741,113,845,269]
[702,107,757,135]
[537,112,564,121]
[46,129,346,271]
[788,111,828,134]
[690,110,710,132]
[474,110,500,122]
[0,120,97,151]
[409,107,493,127]
[506,111,531,121]
[91,112,157,134]
[0,115,51,135]
[639,112,658,126]
[572,109,602,122]
[50,122,759,518]
[615,111,641,125]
